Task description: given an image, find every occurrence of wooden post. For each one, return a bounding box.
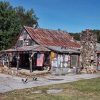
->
[76,54,80,74]
[7,54,10,68]
[97,54,99,70]
[29,53,33,73]
[16,53,20,71]
[62,54,65,68]
[78,54,80,68]
[70,54,71,68]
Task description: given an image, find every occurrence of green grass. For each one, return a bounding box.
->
[0,77,100,100]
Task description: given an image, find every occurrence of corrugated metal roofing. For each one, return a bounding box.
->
[24,26,80,49]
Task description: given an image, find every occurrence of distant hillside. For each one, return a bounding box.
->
[69,30,100,43]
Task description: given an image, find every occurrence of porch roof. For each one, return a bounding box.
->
[1,45,51,53]
[1,45,80,54]
[47,46,80,54]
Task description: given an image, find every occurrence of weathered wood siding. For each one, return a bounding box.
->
[16,29,37,47]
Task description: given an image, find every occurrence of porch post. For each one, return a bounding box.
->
[97,54,99,70]
[16,53,20,71]
[70,54,71,68]
[7,54,10,68]
[76,54,80,74]
[29,53,33,73]
[78,54,80,68]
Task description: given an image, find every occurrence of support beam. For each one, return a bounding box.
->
[78,54,80,68]
[76,54,80,74]
[29,53,33,73]
[16,53,20,71]
[7,54,10,68]
[70,54,71,68]
[97,54,99,70]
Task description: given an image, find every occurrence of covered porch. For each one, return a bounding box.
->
[0,45,51,73]
[0,45,81,75]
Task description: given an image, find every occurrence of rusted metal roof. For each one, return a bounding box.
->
[24,26,80,49]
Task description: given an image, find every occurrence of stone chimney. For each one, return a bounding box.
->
[80,29,97,70]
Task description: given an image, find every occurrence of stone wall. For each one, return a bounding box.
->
[80,29,97,70]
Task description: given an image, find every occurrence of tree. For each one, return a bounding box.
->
[0,1,21,50]
[0,1,38,50]
[92,30,100,43]
[15,6,38,28]
[69,33,80,41]
[70,31,100,43]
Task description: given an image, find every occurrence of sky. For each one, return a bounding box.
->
[1,0,100,33]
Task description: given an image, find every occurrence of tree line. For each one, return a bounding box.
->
[0,1,100,51]
[0,1,38,50]
[69,30,100,43]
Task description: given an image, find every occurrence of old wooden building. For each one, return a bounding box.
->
[1,26,80,74]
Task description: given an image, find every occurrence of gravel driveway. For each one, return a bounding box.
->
[0,73,100,93]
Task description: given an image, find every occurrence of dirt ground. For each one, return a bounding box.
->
[0,72,100,93]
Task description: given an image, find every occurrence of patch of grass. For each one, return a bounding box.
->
[71,78,100,93]
[0,77,100,100]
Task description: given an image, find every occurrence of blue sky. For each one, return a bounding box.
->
[1,0,100,32]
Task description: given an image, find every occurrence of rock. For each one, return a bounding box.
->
[32,90,42,94]
[47,89,63,94]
